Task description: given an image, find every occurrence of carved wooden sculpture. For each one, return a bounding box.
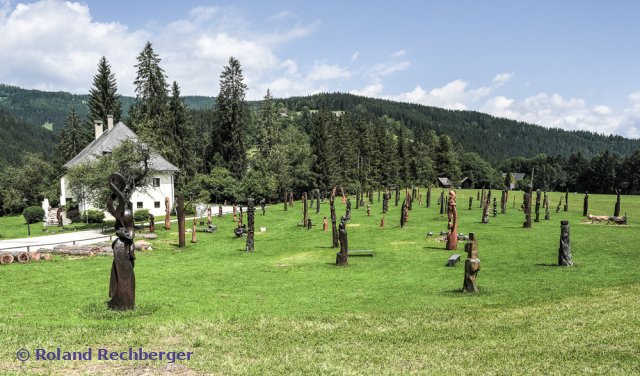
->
[583,191,589,217]
[556,196,562,213]
[492,197,497,217]
[345,198,351,220]
[468,196,473,210]
[523,189,532,228]
[544,194,550,220]
[614,189,621,217]
[400,199,407,228]
[284,191,288,211]
[439,191,445,215]
[191,216,197,243]
[246,198,255,253]
[149,213,155,233]
[302,192,308,227]
[463,233,480,293]
[564,189,569,212]
[382,192,389,214]
[164,197,171,230]
[336,216,348,266]
[330,188,339,248]
[427,186,431,208]
[218,205,223,218]
[395,187,400,207]
[482,190,491,224]
[446,190,458,250]
[534,189,541,222]
[316,189,321,214]
[206,207,212,225]
[106,173,135,311]
[323,217,328,231]
[558,220,573,266]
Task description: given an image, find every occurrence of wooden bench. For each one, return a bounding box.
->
[447,254,460,267]
[348,250,374,257]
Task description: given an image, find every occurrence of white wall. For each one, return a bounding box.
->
[60,172,175,217]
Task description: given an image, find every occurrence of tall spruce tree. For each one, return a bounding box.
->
[55,108,91,165]
[310,109,333,190]
[88,56,122,127]
[256,89,280,159]
[168,81,194,177]
[130,41,170,156]
[211,57,248,179]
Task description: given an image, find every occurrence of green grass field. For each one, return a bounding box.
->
[1,189,639,375]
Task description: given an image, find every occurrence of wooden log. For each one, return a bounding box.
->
[41,253,51,261]
[50,248,96,256]
[15,252,30,263]
[30,252,41,261]
[0,252,14,264]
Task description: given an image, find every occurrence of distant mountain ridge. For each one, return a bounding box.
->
[1,84,638,166]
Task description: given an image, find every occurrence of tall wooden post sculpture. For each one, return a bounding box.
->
[583,191,589,217]
[480,188,485,209]
[177,197,186,248]
[468,196,473,210]
[359,190,365,208]
[246,198,255,253]
[378,190,381,203]
[164,197,171,230]
[523,188,532,228]
[218,205,223,218]
[542,191,547,208]
[439,191,445,215]
[492,197,497,217]
[341,187,346,204]
[302,192,308,227]
[444,192,449,215]
[239,206,243,226]
[284,191,288,211]
[382,192,389,214]
[482,190,491,224]
[501,189,507,214]
[330,188,339,248]
[316,189,321,214]
[206,207,212,226]
[106,173,136,311]
[310,191,315,209]
[614,189,621,217]
[323,217,328,231]
[191,217,197,243]
[408,191,413,211]
[446,190,458,250]
[427,186,431,208]
[400,199,407,228]
[558,220,572,266]
[463,233,480,293]
[149,214,155,233]
[477,191,480,201]
[369,190,374,205]
[395,187,400,207]
[564,189,569,212]
[534,189,541,222]
[336,216,349,266]
[289,192,294,207]
[355,190,360,210]
[345,198,352,220]
[544,194,550,220]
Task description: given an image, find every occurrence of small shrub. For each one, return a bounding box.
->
[133,208,150,222]
[82,210,105,223]
[23,206,45,224]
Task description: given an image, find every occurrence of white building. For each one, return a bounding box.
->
[59,116,179,217]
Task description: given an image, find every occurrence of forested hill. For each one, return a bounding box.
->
[2,84,639,165]
[0,84,212,133]
[282,93,640,162]
[0,109,56,165]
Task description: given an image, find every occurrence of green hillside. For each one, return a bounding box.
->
[2,85,639,166]
[0,109,56,165]
[282,93,640,162]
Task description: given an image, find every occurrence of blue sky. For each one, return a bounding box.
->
[1,0,639,138]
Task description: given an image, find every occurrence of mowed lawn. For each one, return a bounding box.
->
[0,190,639,375]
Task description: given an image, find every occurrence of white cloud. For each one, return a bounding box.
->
[492,72,514,85]
[351,51,359,62]
[371,61,411,76]
[391,49,406,58]
[350,82,383,97]
[308,62,351,81]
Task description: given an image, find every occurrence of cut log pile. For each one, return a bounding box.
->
[0,251,51,265]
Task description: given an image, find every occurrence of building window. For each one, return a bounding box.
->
[152,178,160,187]
[137,202,143,209]
[154,201,161,208]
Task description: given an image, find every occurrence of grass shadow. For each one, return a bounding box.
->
[79,302,163,320]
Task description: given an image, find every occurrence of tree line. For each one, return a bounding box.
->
[1,41,640,217]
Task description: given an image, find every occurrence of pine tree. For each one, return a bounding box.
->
[130,41,170,156]
[211,57,248,179]
[55,108,91,165]
[88,56,122,127]
[434,134,461,180]
[310,110,333,190]
[168,81,194,177]
[256,89,280,159]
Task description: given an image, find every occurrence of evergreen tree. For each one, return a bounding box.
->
[309,109,333,190]
[168,81,195,178]
[87,56,122,127]
[211,57,248,179]
[396,126,410,185]
[256,89,280,159]
[434,134,461,180]
[55,108,91,165]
